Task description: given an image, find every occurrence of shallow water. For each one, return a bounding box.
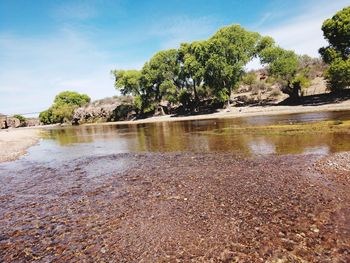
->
[1,110,350,262]
[1,110,350,170]
[40,110,350,159]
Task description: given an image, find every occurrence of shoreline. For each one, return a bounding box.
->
[1,100,349,163]
[82,99,350,126]
[0,128,41,163]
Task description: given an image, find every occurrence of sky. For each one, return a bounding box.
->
[0,0,349,115]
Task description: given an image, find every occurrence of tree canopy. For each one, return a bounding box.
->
[112,24,274,112]
[319,6,350,91]
[39,91,91,124]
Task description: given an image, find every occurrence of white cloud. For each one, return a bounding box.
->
[0,28,117,115]
[52,1,98,21]
[260,1,349,57]
[150,16,219,49]
[246,1,349,70]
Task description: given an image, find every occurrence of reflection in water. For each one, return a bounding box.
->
[39,110,350,159]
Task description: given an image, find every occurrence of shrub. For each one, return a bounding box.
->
[13,114,27,126]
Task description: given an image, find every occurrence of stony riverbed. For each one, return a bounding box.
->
[0,152,349,262]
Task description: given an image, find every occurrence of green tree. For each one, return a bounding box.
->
[39,91,91,124]
[259,46,300,98]
[178,41,208,108]
[204,25,262,105]
[54,91,90,107]
[241,72,257,86]
[111,70,142,96]
[141,49,182,106]
[319,6,350,91]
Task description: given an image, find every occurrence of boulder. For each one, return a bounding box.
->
[7,117,21,128]
[72,96,135,124]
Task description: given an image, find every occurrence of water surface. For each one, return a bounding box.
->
[38,110,350,160]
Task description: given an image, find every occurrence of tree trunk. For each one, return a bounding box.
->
[225,84,231,109]
[193,80,199,112]
[281,81,301,101]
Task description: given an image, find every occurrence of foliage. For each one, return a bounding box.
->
[260,47,299,82]
[292,74,311,90]
[39,91,91,124]
[111,70,142,96]
[259,46,301,98]
[205,25,262,104]
[241,72,257,86]
[325,58,350,90]
[178,41,208,105]
[13,114,26,124]
[53,91,90,107]
[319,6,350,91]
[297,55,327,79]
[112,23,322,111]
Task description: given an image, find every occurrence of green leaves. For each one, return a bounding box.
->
[320,6,350,91]
[204,25,262,102]
[54,91,90,107]
[326,58,350,91]
[39,91,91,124]
[111,23,301,110]
[112,70,142,96]
[321,7,350,59]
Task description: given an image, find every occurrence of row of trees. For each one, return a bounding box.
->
[39,6,348,124]
[112,6,349,115]
[112,25,307,114]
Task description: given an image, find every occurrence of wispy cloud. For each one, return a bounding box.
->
[52,1,99,21]
[259,1,349,56]
[150,16,219,49]
[246,1,349,70]
[0,28,116,114]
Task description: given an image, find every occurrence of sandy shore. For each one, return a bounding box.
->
[88,99,350,126]
[0,128,41,163]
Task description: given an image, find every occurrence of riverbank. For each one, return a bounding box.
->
[85,99,350,126]
[0,128,41,163]
[1,101,350,163]
[1,152,349,261]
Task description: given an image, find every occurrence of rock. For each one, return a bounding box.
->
[1,117,20,128]
[72,96,135,124]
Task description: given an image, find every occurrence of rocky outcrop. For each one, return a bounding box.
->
[0,115,6,129]
[26,118,40,127]
[0,114,40,129]
[72,96,135,124]
[0,115,21,129]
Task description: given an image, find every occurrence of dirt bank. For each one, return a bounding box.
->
[1,152,349,262]
[86,99,350,126]
[0,128,41,163]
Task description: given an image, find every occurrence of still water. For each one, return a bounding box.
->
[32,110,350,161]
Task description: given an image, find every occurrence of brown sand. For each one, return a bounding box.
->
[0,128,40,163]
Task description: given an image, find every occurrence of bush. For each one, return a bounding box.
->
[13,114,27,126]
[270,88,282,97]
[326,58,350,91]
[39,91,91,124]
[292,75,311,90]
[251,81,268,95]
[241,72,257,86]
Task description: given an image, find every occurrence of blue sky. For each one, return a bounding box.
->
[0,0,349,115]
